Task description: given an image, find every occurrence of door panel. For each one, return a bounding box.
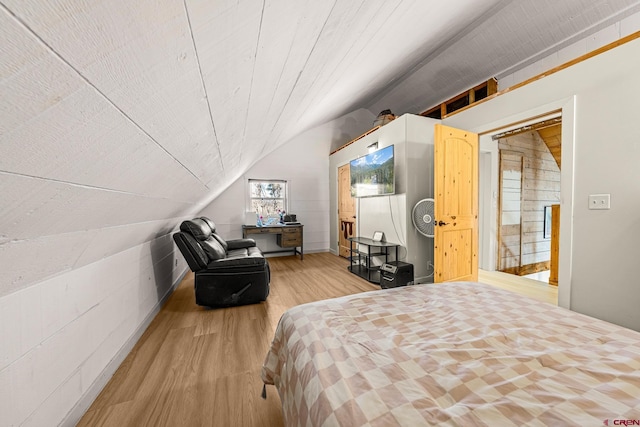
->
[434,124,478,282]
[440,228,474,281]
[338,163,356,258]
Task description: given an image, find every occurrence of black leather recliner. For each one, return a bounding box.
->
[173,217,270,307]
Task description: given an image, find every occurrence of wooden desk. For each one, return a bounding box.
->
[242,224,303,260]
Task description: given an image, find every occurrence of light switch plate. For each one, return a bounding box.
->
[588,194,610,210]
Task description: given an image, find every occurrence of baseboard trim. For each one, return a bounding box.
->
[414,275,434,285]
[61,267,189,426]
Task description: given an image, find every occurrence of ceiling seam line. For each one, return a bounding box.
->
[183,0,224,175]
[278,0,395,137]
[0,170,198,203]
[265,0,339,146]
[5,215,196,245]
[275,0,372,135]
[259,16,297,137]
[240,0,266,163]
[0,3,208,188]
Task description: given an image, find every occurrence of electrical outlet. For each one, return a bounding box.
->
[588,194,610,210]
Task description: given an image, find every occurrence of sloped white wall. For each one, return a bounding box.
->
[0,3,217,425]
[0,236,187,427]
[199,109,375,253]
[444,36,640,331]
[0,1,223,298]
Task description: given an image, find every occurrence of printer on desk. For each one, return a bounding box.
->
[283,213,299,225]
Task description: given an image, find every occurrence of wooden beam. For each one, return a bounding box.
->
[491,118,562,140]
[330,126,380,155]
[420,78,498,118]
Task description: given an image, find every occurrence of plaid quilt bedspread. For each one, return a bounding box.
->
[261,282,640,426]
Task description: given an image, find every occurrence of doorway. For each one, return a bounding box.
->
[455,96,575,309]
[479,114,562,286]
[337,163,356,258]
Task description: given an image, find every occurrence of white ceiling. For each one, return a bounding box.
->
[1,0,639,295]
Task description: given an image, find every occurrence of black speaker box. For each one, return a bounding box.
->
[379,261,414,289]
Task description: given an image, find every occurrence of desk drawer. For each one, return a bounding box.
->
[278,235,301,247]
[281,227,301,236]
[278,227,302,248]
[244,227,280,235]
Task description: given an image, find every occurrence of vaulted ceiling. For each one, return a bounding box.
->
[2,0,639,295]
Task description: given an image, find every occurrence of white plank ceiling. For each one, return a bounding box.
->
[1,0,639,295]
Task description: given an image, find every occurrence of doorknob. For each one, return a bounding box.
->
[438,221,449,226]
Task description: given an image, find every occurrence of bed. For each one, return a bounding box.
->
[262,282,640,426]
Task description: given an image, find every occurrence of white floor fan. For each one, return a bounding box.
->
[411,198,435,281]
[412,198,435,238]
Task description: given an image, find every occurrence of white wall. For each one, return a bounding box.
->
[199,109,375,254]
[444,36,640,331]
[478,144,499,271]
[329,114,437,282]
[0,236,187,427]
[403,115,437,282]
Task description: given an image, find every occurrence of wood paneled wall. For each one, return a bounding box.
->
[498,131,560,273]
[499,151,523,270]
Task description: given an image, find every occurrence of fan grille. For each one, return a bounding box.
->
[412,198,435,237]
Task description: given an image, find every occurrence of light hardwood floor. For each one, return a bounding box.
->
[78,253,558,426]
[478,269,558,305]
[78,253,377,427]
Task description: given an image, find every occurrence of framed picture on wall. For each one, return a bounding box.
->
[543,206,552,239]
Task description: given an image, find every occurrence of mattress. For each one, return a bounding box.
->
[262,282,640,426]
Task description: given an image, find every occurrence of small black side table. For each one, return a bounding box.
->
[347,237,399,284]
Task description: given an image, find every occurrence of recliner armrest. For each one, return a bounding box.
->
[226,238,257,250]
[206,254,266,271]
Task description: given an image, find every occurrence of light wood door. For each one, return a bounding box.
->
[434,124,479,282]
[338,163,356,258]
